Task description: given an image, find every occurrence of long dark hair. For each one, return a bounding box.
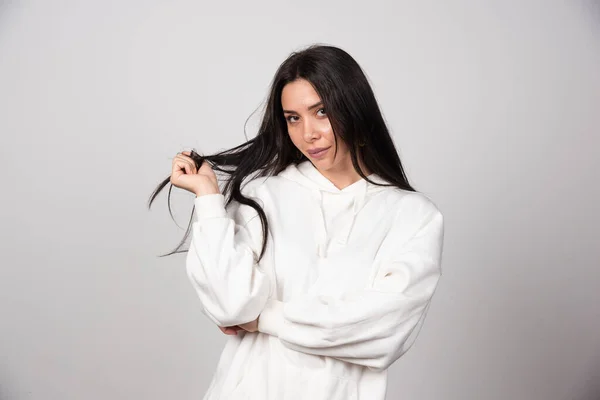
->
[148,44,415,260]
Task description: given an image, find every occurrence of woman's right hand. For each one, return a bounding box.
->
[219,326,243,335]
[170,151,220,196]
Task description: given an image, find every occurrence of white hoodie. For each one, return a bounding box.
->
[186,161,444,400]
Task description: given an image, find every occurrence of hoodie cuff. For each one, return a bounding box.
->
[258,299,285,337]
[194,194,227,220]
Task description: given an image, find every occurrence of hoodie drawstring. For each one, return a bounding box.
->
[312,189,328,258]
[277,161,387,259]
[312,181,369,256]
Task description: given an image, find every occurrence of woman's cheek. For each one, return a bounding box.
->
[316,121,334,141]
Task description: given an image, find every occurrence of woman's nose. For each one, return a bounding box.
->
[302,119,320,141]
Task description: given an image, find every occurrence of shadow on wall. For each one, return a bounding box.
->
[583,0,600,26]
[0,0,17,34]
[577,358,600,400]
[0,0,15,14]
[579,386,600,400]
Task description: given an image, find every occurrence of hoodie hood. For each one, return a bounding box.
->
[279,160,390,195]
[278,161,391,256]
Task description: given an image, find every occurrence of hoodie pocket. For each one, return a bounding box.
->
[297,370,358,400]
[223,365,358,400]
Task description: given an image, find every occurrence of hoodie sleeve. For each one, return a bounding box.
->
[257,197,444,371]
[186,192,272,328]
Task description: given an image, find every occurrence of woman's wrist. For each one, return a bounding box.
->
[194,184,220,197]
[193,193,227,219]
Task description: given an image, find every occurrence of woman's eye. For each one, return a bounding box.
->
[317,108,327,116]
[286,115,299,123]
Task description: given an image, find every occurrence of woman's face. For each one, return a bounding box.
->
[281,79,352,174]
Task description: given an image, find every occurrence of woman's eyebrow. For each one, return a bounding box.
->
[283,101,323,114]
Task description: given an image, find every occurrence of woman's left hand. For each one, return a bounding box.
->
[219,317,259,335]
[238,318,259,333]
[219,326,242,335]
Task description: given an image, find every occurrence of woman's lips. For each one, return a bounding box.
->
[307,147,331,159]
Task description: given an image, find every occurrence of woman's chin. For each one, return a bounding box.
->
[311,157,336,172]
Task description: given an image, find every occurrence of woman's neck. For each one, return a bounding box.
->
[319,158,371,190]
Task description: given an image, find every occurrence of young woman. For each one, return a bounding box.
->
[151,44,444,400]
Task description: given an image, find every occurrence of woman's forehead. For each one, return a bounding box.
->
[281,79,321,110]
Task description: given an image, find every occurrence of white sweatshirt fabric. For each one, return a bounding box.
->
[186,161,444,400]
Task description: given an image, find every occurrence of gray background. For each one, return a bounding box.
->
[1,1,599,399]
